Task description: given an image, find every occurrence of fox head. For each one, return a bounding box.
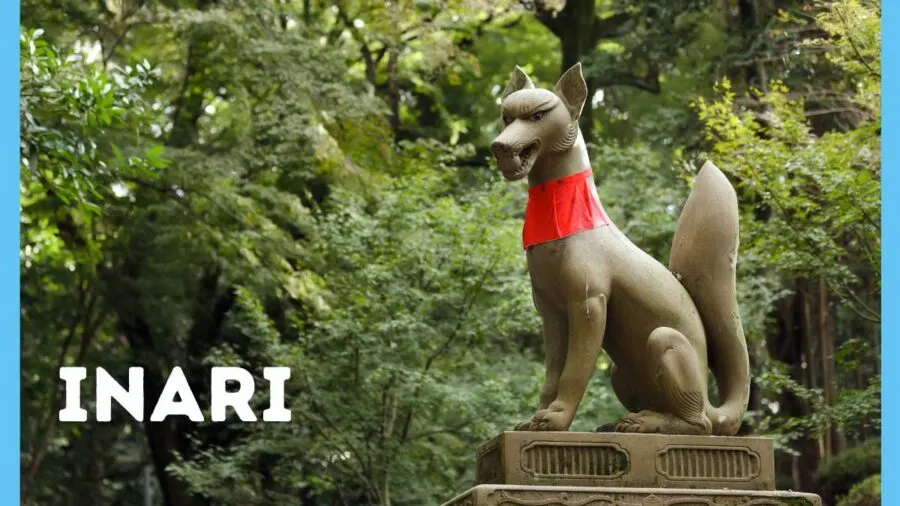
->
[490,63,589,181]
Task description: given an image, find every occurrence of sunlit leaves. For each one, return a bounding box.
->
[169,146,551,504]
[755,365,880,442]
[806,0,881,116]
[21,29,166,212]
[692,0,881,452]
[695,75,880,319]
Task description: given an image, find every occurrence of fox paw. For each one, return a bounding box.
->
[615,410,665,433]
[614,410,712,435]
[515,401,574,432]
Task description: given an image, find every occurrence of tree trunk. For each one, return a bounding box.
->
[557,0,598,140]
[767,283,819,491]
[168,0,217,148]
[23,293,104,506]
[802,289,817,390]
[119,311,201,506]
[529,0,660,144]
[818,279,844,459]
[387,48,400,137]
[736,0,770,92]
[90,429,104,505]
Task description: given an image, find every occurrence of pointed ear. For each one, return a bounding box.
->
[553,62,588,120]
[501,65,535,100]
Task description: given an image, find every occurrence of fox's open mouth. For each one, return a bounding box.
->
[496,141,539,181]
[519,142,537,166]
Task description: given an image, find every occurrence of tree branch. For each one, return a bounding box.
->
[592,11,637,41]
[456,12,525,51]
[296,369,375,493]
[521,0,561,36]
[24,286,106,499]
[101,2,155,66]
[410,419,474,440]
[595,66,661,93]
[335,2,378,86]
[832,4,880,78]
[398,242,499,442]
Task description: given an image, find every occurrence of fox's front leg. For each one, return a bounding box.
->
[530,294,607,431]
[537,294,569,409]
[515,293,568,430]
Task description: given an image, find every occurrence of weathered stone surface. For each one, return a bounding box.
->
[442,485,821,506]
[492,62,750,436]
[476,432,775,491]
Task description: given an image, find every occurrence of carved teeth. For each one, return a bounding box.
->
[519,143,536,161]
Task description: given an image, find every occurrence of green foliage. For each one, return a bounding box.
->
[591,141,686,262]
[170,148,557,504]
[814,439,881,506]
[692,0,882,322]
[807,0,881,116]
[837,474,881,506]
[449,15,561,148]
[20,26,166,506]
[693,0,880,474]
[695,78,880,321]
[755,365,880,443]
[21,28,166,212]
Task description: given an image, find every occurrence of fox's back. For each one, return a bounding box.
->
[526,225,707,363]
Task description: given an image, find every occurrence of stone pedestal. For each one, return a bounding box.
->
[442,432,821,506]
[442,484,821,505]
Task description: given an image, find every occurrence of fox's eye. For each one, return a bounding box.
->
[530,112,544,121]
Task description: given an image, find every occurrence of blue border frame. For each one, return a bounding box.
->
[883,0,894,503]
[5,3,21,504]
[6,1,21,503]
[6,2,21,503]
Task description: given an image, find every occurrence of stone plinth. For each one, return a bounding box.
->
[442,432,822,506]
[476,432,775,491]
[441,485,822,506]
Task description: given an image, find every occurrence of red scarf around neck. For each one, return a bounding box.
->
[522,169,610,249]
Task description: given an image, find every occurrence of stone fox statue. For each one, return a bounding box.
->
[490,63,750,436]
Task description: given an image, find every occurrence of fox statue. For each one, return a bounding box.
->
[491,63,750,436]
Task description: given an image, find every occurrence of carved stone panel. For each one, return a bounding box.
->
[477,437,503,485]
[521,441,629,479]
[474,432,775,490]
[655,446,761,482]
[442,485,821,506]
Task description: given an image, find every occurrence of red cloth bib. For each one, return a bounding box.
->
[522,169,610,249]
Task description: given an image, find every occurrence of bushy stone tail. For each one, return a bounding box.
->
[668,161,750,436]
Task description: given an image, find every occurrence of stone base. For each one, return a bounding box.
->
[476,432,775,490]
[441,485,822,506]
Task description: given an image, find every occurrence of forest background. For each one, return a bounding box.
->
[19,0,882,505]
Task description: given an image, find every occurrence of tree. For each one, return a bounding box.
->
[20,27,167,505]
[693,0,880,489]
[522,0,711,141]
